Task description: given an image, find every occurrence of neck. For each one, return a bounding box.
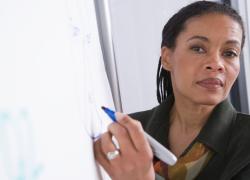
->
[170,96,215,134]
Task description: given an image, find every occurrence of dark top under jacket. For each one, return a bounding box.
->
[130,95,250,180]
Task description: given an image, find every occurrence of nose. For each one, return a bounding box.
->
[204,54,225,73]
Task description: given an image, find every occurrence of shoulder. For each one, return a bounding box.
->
[229,112,250,153]
[236,112,250,122]
[228,112,250,151]
[231,112,250,139]
[223,112,250,178]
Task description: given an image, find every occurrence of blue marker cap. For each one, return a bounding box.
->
[101,106,117,122]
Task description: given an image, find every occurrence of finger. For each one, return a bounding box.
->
[108,122,135,155]
[115,112,152,154]
[94,137,113,173]
[101,132,121,163]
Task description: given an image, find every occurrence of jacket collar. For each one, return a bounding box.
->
[197,98,236,155]
[146,95,236,156]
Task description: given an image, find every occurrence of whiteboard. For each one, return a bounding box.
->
[0,0,112,179]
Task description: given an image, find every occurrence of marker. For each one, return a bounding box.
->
[101,106,177,166]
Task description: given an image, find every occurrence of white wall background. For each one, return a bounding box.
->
[245,0,250,113]
[231,0,250,113]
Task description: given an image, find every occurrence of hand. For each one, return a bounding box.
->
[94,112,155,180]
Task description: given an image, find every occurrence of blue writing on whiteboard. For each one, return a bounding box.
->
[0,108,43,180]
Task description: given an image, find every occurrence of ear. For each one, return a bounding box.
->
[161,47,172,71]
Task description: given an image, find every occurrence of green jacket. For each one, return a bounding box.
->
[130,96,250,180]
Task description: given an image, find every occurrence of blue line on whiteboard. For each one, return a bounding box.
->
[85,34,91,44]
[72,26,80,37]
[0,108,43,180]
[0,111,10,125]
[68,17,81,37]
[84,93,105,140]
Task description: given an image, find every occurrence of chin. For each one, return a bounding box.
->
[193,94,227,106]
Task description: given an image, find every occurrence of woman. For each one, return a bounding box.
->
[94,1,250,179]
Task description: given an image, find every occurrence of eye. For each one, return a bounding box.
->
[223,50,239,58]
[190,46,206,53]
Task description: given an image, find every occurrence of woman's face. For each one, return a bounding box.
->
[161,13,243,106]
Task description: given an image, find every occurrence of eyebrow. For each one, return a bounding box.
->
[187,35,241,47]
[187,36,209,42]
[224,40,241,47]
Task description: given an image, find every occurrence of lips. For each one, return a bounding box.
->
[197,78,224,90]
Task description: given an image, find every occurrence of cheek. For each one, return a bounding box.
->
[227,61,240,86]
[171,59,195,87]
